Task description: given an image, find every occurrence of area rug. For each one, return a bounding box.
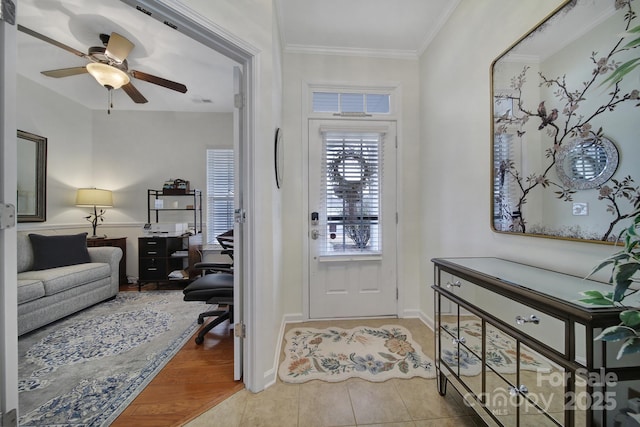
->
[278,325,436,383]
[441,320,553,376]
[18,291,206,427]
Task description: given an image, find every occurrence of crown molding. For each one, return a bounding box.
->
[284,43,418,60]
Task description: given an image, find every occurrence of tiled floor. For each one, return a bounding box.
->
[184,318,486,427]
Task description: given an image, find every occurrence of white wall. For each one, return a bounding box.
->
[281,53,421,317]
[181,0,284,390]
[419,0,617,317]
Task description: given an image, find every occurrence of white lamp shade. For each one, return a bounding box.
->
[86,63,130,89]
[76,188,113,207]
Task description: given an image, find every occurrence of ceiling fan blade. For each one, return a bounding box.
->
[17,25,87,58]
[41,67,88,78]
[122,82,148,104]
[105,32,134,63]
[130,70,188,93]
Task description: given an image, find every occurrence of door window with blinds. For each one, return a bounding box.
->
[206,149,234,245]
[319,131,383,255]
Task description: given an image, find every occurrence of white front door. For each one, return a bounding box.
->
[308,120,397,318]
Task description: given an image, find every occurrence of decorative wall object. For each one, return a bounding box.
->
[491,0,640,243]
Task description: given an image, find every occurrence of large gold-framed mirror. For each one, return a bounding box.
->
[491,0,639,243]
[17,130,47,222]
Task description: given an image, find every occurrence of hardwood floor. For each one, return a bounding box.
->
[111,285,244,427]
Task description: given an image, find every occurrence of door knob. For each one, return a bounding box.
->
[311,229,320,240]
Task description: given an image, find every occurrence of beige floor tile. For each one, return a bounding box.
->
[393,377,468,420]
[240,395,299,427]
[183,389,248,427]
[413,416,481,427]
[297,381,356,427]
[347,379,412,425]
[358,422,417,427]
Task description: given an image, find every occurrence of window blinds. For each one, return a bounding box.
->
[320,131,383,255]
[493,134,516,231]
[206,149,234,245]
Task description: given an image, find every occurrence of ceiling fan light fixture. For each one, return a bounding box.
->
[86,63,130,89]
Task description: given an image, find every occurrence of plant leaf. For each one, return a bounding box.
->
[600,57,640,87]
[613,263,640,301]
[594,325,636,341]
[579,297,615,306]
[617,337,640,360]
[580,290,605,298]
[620,310,640,328]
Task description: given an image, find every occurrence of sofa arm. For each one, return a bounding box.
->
[88,246,123,293]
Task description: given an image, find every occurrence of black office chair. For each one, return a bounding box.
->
[183,230,234,344]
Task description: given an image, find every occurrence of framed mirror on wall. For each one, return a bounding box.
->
[491,0,639,244]
[17,130,47,222]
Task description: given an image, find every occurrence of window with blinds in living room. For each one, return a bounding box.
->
[206,149,234,245]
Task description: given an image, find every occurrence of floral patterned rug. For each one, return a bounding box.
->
[442,320,553,376]
[278,325,436,383]
[18,291,205,427]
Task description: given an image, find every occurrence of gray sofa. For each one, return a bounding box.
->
[17,232,122,336]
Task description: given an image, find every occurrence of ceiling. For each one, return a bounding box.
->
[16,0,458,113]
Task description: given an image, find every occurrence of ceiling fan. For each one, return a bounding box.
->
[18,25,187,111]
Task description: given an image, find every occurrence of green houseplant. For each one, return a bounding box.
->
[580,210,640,359]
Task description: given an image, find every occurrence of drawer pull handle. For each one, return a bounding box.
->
[446,280,462,289]
[509,385,529,396]
[147,251,157,255]
[515,315,540,325]
[147,268,158,271]
[452,337,466,345]
[147,241,157,245]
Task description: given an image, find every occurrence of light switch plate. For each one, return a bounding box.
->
[572,202,588,216]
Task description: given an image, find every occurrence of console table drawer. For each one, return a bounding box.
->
[443,273,566,354]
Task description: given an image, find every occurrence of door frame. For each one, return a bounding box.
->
[301,82,406,320]
[119,0,259,389]
[0,1,263,411]
[1,7,20,422]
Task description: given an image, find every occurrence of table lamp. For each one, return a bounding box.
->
[76,188,113,239]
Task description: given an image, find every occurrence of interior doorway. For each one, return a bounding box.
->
[1,1,259,416]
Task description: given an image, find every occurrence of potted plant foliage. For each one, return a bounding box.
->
[580,210,640,359]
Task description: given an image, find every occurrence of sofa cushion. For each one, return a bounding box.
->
[18,263,110,296]
[17,279,45,304]
[28,233,91,270]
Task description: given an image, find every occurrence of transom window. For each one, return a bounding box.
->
[313,91,391,114]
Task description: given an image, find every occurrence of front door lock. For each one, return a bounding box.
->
[311,229,320,240]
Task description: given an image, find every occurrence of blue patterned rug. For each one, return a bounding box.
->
[18,291,205,426]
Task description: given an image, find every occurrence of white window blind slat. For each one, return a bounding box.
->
[493,134,516,231]
[312,91,391,114]
[206,149,234,244]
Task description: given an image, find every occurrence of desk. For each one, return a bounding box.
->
[87,237,127,285]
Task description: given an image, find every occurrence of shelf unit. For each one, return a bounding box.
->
[147,189,202,233]
[138,189,203,289]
